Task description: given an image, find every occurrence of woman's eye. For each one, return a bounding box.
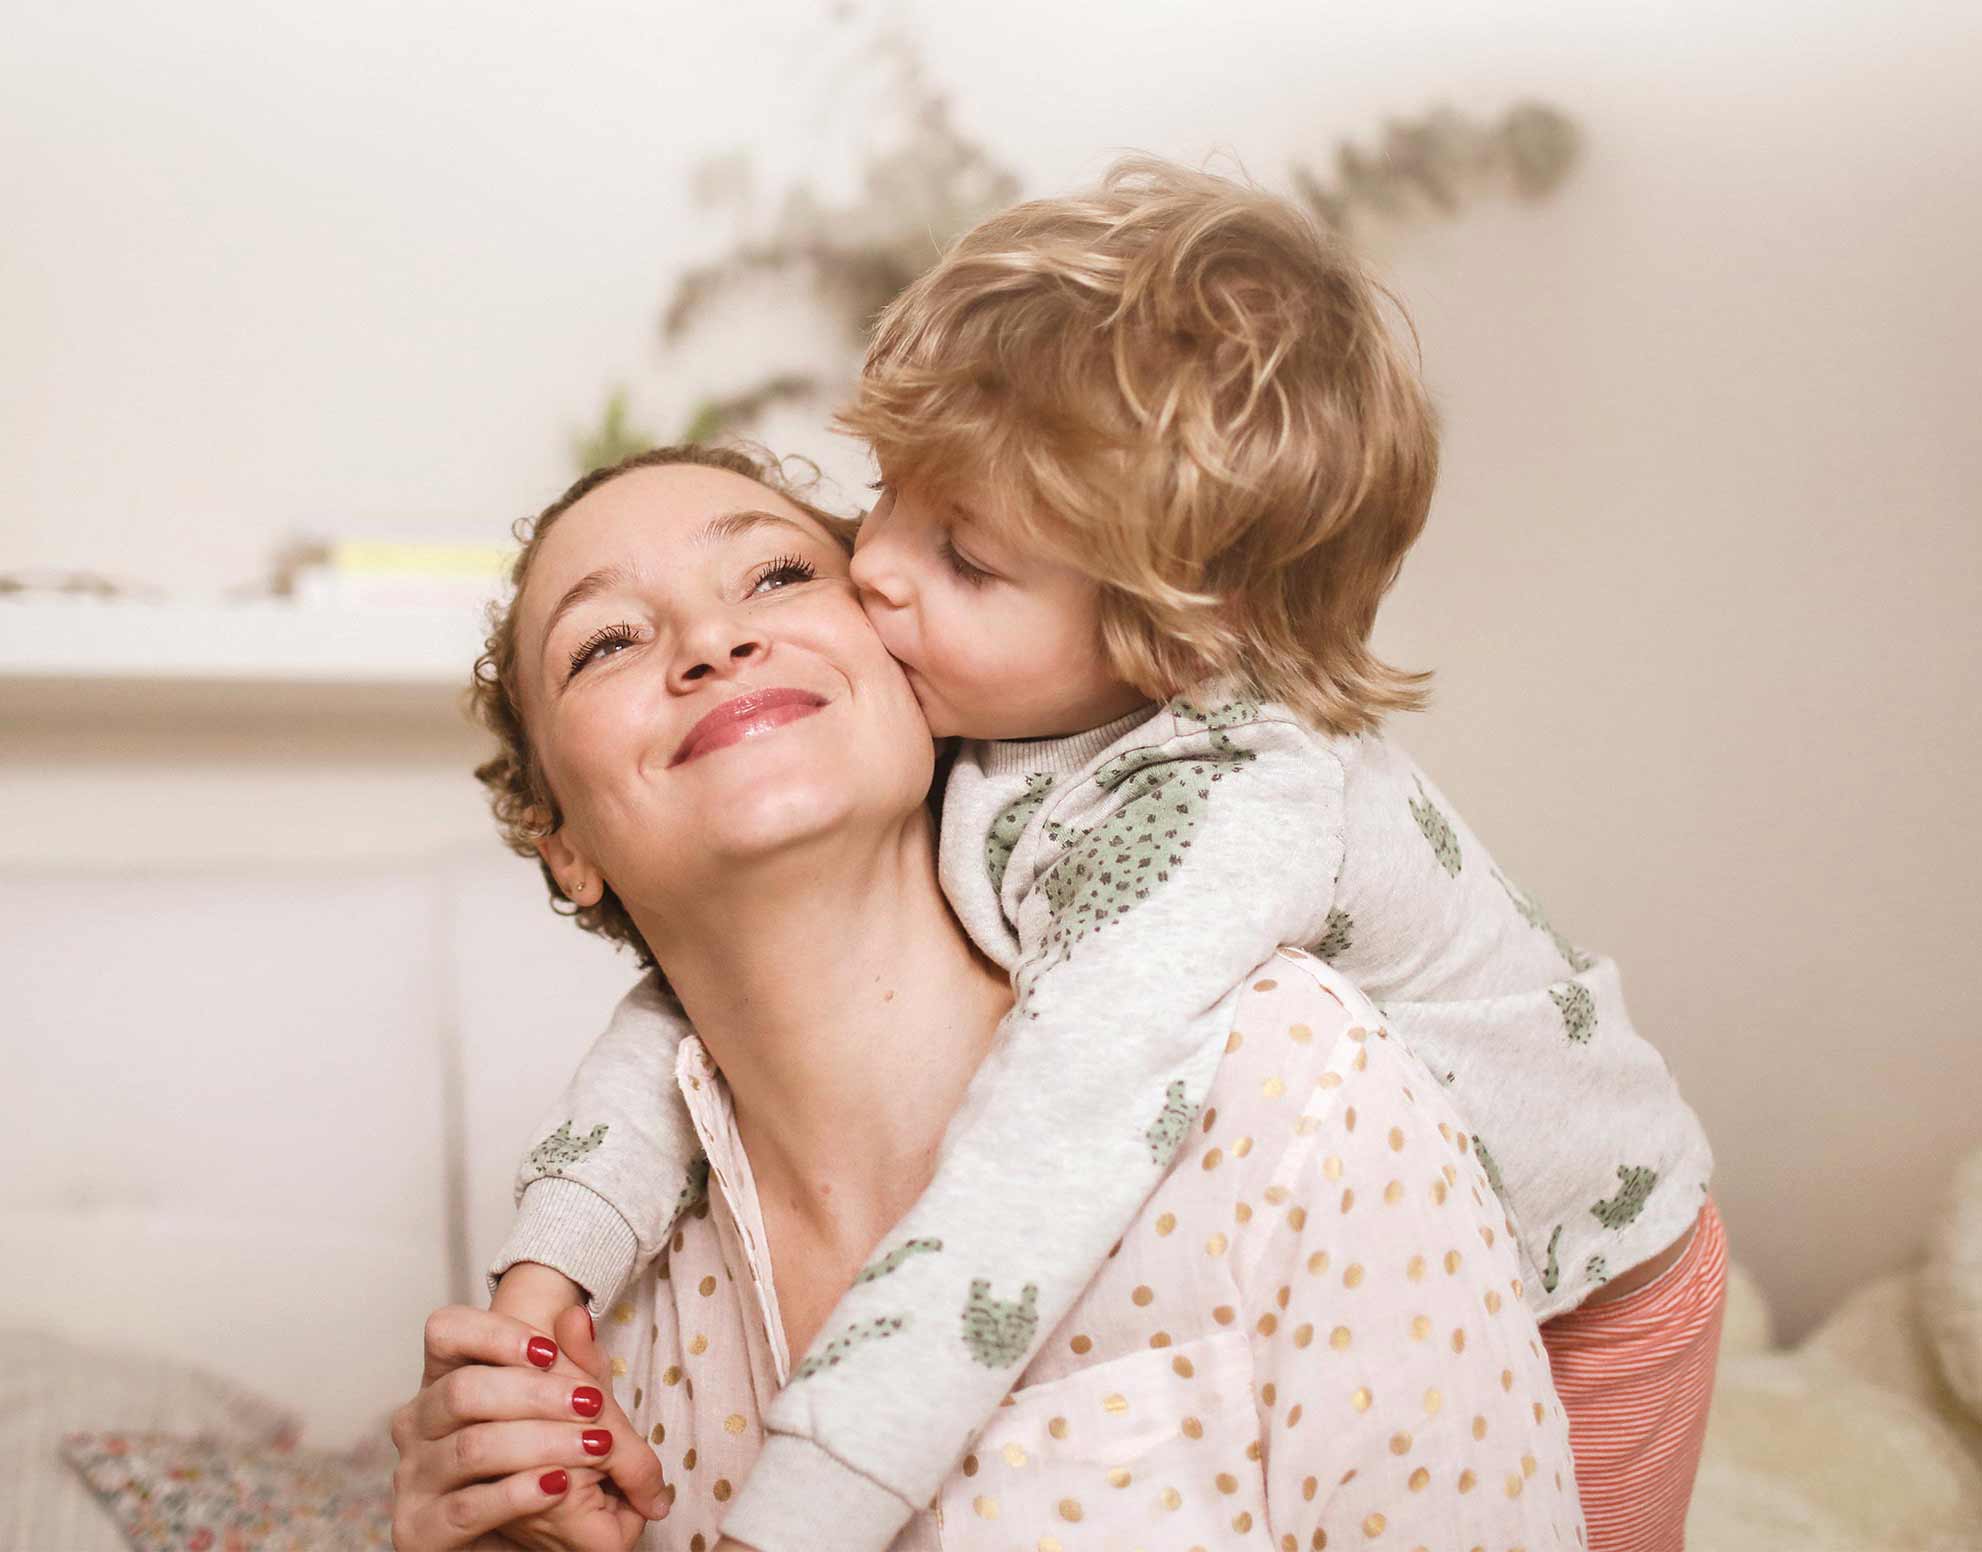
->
[940,537,994,587]
[566,623,641,680]
[749,554,817,595]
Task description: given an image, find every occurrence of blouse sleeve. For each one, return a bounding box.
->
[1241,972,1586,1547]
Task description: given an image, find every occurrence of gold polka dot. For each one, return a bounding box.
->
[1323,1155,1344,1180]
[1354,1047,1368,1071]
[1205,1233,1229,1257]
[1444,1250,1463,1274]
[973,1494,998,1519]
[1312,1532,1328,1550]
[1424,1387,1443,1413]
[1384,1180,1404,1205]
[1172,1354,1195,1378]
[610,1356,628,1377]
[1181,1416,1204,1439]
[1431,1180,1448,1206]
[1293,1322,1314,1348]
[712,1478,732,1502]
[1340,1188,1356,1213]
[1308,1250,1330,1275]
[1344,1106,1357,1131]
[1262,1382,1277,1407]
[725,1413,746,1435]
[688,1333,707,1356]
[1505,1474,1524,1498]
[1452,1329,1467,1353]
[1214,1304,1236,1325]
[633,1387,643,1409]
[1389,1431,1412,1455]
[1235,1136,1255,1158]
[648,1421,665,1444]
[690,1536,705,1552]
[1502,1368,1515,1392]
[1039,1540,1061,1552]
[1523,1453,1537,1477]
[1201,1106,1218,1133]
[1235,1201,1253,1223]
[1348,1024,1368,1042]
[1107,1467,1131,1488]
[1150,1330,1172,1348]
[1263,1075,1287,1099]
[1234,1511,1255,1533]
[1288,1206,1308,1231]
[1155,1212,1177,1236]
[1351,1386,1372,1412]
[1132,1284,1154,1306]
[1002,1442,1027,1468]
[1257,1312,1278,1337]
[1202,1148,1223,1171]
[1533,1401,1546,1424]
[1161,1486,1182,1510]
[963,1453,979,1477]
[1458,1133,1471,1154]
[1303,1475,1319,1501]
[1254,978,1278,991]
[1362,1513,1386,1538]
[662,1365,682,1386]
[1458,1469,1476,1493]
[1103,1392,1128,1414]
[610,1301,633,1324]
[1216,1472,1238,1494]
[1287,1403,1304,1427]
[1296,1114,1323,1135]
[1482,1226,1496,1247]
[1512,1277,1525,1298]
[1226,1030,1246,1052]
[1331,1324,1352,1350]
[697,1275,716,1297]
[1048,1416,1068,1439]
[682,1448,697,1470]
[1289,1022,1312,1044]
[1070,1333,1092,1354]
[1443,1163,1458,1185]
[1406,1253,1426,1282]
[1344,1262,1365,1288]
[1486,1289,1503,1314]
[1318,1072,1343,1090]
[1408,1466,1430,1491]
[1265,1185,1291,1205]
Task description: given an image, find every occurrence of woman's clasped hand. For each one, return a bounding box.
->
[389,1303,667,1551]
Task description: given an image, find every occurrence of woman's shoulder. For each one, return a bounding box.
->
[1210,949,1471,1196]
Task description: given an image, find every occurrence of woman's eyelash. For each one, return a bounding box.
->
[751,553,817,593]
[566,622,641,680]
[940,537,993,587]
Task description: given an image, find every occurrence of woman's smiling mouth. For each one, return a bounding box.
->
[670,688,828,766]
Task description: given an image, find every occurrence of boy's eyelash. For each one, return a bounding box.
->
[940,537,994,587]
[567,622,641,680]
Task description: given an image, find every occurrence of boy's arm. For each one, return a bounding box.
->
[489,973,707,1316]
[721,704,1346,1552]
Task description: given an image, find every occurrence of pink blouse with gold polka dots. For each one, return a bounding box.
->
[604,948,1585,1549]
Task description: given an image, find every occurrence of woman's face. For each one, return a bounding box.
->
[514,462,934,911]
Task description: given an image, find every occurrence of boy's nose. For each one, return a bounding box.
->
[848,535,909,610]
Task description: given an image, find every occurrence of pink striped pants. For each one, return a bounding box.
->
[1540,1199,1728,1550]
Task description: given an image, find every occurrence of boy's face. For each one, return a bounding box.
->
[848,474,1151,741]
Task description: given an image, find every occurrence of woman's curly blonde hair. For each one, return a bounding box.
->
[469,443,858,970]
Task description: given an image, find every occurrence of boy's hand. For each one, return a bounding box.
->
[489,1266,670,1527]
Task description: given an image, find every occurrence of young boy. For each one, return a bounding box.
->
[492,158,1723,1550]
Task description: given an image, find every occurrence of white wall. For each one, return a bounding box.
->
[4,0,1978,1416]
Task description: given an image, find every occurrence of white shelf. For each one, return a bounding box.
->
[0,598,493,726]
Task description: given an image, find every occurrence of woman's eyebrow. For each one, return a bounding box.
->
[539,561,633,655]
[695,508,813,546]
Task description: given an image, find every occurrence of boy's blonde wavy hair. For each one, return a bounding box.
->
[839,156,1438,735]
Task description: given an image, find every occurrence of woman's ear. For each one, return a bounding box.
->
[533,812,602,905]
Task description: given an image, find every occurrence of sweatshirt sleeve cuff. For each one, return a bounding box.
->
[717,1430,916,1552]
[484,1176,639,1317]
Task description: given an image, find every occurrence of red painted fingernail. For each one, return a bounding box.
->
[539,1469,569,1496]
[526,1336,557,1369]
[571,1385,603,1418]
[581,1428,612,1456]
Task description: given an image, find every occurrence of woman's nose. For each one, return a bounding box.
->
[669,614,766,690]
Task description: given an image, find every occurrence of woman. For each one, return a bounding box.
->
[390,447,1584,1551]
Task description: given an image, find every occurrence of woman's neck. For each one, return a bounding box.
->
[632,812,1010,1262]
